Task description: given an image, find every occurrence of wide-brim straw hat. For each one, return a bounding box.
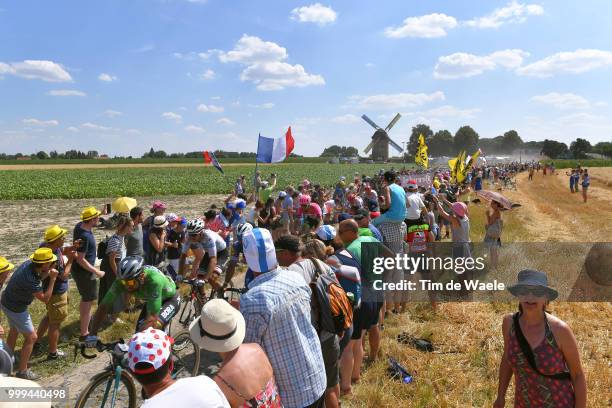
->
[189,299,245,353]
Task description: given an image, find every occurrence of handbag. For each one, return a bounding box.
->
[513,313,571,380]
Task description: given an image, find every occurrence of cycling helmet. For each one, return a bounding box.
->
[299,195,311,206]
[187,218,205,235]
[235,199,247,210]
[235,222,253,239]
[118,256,144,280]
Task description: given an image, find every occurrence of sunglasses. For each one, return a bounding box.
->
[122,278,140,290]
[514,286,548,298]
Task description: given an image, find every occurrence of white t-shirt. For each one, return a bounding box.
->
[405,192,425,220]
[182,229,227,257]
[142,376,230,408]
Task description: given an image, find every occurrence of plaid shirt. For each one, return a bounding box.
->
[241,269,326,407]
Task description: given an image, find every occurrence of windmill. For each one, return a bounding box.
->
[362,113,403,162]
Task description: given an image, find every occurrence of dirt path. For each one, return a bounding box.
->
[501,169,612,242]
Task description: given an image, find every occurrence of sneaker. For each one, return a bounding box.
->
[16,369,40,381]
[32,342,43,355]
[48,350,66,360]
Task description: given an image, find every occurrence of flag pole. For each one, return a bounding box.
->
[252,133,261,201]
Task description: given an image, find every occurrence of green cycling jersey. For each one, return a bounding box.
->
[101,266,176,316]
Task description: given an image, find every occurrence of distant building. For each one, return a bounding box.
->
[16,156,32,160]
[95,155,110,159]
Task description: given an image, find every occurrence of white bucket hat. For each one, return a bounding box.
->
[189,299,245,353]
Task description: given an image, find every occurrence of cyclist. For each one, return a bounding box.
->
[178,219,228,282]
[223,222,254,289]
[87,256,178,344]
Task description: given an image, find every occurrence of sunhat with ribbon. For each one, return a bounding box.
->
[44,225,67,243]
[29,247,57,264]
[189,299,246,353]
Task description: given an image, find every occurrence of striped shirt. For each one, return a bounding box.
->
[241,269,326,407]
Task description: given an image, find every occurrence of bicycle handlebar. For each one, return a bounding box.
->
[73,339,125,361]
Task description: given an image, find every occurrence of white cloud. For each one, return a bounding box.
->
[365,63,375,68]
[23,118,59,126]
[47,89,86,97]
[161,112,183,122]
[1,60,72,82]
[248,102,275,109]
[210,96,222,100]
[184,125,205,133]
[240,61,325,91]
[531,92,591,109]
[200,69,215,80]
[219,35,324,91]
[348,91,445,110]
[332,114,360,124]
[103,109,123,118]
[385,13,457,38]
[197,104,224,113]
[81,122,111,131]
[67,126,79,132]
[290,3,337,25]
[516,49,612,77]
[98,73,118,82]
[414,105,481,118]
[216,118,235,126]
[219,35,287,64]
[434,49,529,79]
[465,1,544,29]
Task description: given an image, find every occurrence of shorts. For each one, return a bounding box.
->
[351,301,382,340]
[1,304,34,334]
[339,324,353,354]
[72,268,98,302]
[320,335,340,388]
[198,249,229,275]
[137,293,181,331]
[47,292,68,325]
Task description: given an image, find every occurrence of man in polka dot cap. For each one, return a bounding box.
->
[127,328,229,407]
[127,328,173,375]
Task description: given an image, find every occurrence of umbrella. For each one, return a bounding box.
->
[112,197,138,213]
[476,190,514,210]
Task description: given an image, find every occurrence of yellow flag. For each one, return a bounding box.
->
[456,151,467,183]
[466,148,481,170]
[415,134,429,169]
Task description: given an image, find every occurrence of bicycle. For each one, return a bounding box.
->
[73,331,201,408]
[167,277,212,335]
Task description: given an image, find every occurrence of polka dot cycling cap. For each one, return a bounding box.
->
[127,328,174,374]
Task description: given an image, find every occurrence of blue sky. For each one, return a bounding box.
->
[1,0,612,157]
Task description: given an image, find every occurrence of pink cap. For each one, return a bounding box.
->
[451,202,467,218]
[299,195,312,205]
[151,200,167,210]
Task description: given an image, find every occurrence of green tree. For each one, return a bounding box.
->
[569,138,592,159]
[592,142,612,158]
[501,130,523,153]
[320,145,359,157]
[541,139,569,159]
[428,130,454,156]
[36,151,49,160]
[407,124,433,158]
[453,125,479,154]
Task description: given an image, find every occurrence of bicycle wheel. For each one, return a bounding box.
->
[74,369,137,408]
[171,331,201,378]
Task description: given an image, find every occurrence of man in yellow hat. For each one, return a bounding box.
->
[72,207,104,341]
[0,248,59,380]
[34,225,77,360]
[0,256,16,340]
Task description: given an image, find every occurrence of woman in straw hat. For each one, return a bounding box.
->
[0,248,59,380]
[494,270,586,408]
[0,256,16,341]
[190,299,281,408]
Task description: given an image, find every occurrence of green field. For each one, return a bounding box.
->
[0,157,329,165]
[0,163,399,200]
[540,159,612,169]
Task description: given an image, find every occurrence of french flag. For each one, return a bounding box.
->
[256,127,295,163]
[203,150,224,174]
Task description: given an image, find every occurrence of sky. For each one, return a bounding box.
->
[1,0,612,157]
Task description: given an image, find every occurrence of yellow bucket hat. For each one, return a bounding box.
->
[81,206,101,221]
[44,225,67,243]
[0,257,14,273]
[29,248,58,264]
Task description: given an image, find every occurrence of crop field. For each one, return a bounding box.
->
[0,163,400,200]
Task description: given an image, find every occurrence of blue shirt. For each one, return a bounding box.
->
[241,269,326,407]
[40,245,68,295]
[368,224,383,241]
[72,222,96,275]
[1,261,43,313]
[385,183,407,221]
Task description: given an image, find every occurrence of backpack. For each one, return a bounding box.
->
[332,250,362,307]
[405,224,429,254]
[97,235,109,260]
[308,258,353,336]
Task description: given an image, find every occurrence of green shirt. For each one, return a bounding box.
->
[358,227,373,237]
[259,186,274,203]
[347,236,381,284]
[101,266,176,316]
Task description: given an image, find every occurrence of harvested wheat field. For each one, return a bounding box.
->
[342,170,612,407]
